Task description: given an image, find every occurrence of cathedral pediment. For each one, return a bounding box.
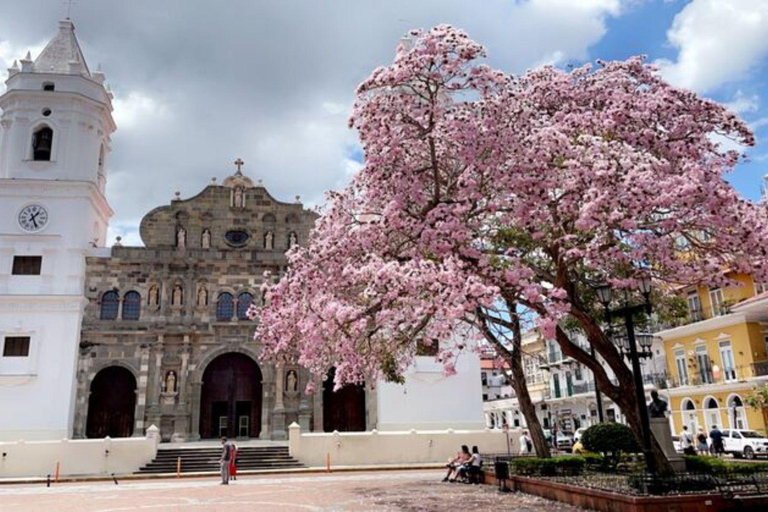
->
[138,164,315,251]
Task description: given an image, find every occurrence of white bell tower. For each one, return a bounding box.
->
[0,19,116,440]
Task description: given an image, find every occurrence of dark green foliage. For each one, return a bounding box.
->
[581,423,640,455]
[683,455,768,475]
[511,456,586,476]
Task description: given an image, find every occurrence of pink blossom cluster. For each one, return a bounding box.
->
[253,25,768,389]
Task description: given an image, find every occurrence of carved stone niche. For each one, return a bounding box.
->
[284,369,300,398]
[161,369,179,405]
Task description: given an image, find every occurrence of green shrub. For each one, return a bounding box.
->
[684,455,768,475]
[511,456,585,476]
[581,423,640,455]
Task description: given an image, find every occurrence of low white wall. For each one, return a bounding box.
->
[0,427,159,478]
[288,423,520,468]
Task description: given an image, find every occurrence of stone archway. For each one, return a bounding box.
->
[199,352,263,439]
[86,366,137,438]
[322,368,366,432]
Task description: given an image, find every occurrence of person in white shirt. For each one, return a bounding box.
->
[680,425,695,455]
[519,431,533,455]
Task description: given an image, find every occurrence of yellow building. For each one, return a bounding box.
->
[657,273,768,437]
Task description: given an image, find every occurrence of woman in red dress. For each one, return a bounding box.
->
[228,441,238,481]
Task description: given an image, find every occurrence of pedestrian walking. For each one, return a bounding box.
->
[229,441,238,481]
[680,425,695,455]
[519,430,533,455]
[709,425,724,457]
[696,427,708,454]
[220,437,232,484]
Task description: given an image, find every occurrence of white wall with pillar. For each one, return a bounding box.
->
[376,338,485,431]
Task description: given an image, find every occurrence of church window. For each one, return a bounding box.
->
[3,336,30,357]
[42,108,52,117]
[100,291,120,320]
[42,82,55,91]
[12,256,42,275]
[216,292,235,321]
[224,230,249,247]
[237,292,254,320]
[122,291,141,320]
[32,126,53,161]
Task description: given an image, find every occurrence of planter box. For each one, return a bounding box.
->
[486,473,768,512]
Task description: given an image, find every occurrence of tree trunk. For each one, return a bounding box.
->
[475,304,550,458]
[508,308,550,458]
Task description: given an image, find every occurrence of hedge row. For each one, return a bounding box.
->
[683,455,768,475]
[511,455,598,476]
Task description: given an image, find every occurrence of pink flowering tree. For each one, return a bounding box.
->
[253,26,768,470]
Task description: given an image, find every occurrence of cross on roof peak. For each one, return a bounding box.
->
[234,158,244,175]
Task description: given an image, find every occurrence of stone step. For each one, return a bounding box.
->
[136,445,303,474]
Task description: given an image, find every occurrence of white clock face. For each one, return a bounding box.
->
[18,204,49,232]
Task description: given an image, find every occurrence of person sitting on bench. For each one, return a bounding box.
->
[443,445,470,482]
[458,446,482,483]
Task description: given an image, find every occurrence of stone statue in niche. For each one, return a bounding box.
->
[233,187,244,208]
[176,226,186,248]
[148,285,159,307]
[172,285,183,306]
[288,231,298,248]
[286,370,298,394]
[165,370,177,393]
[264,231,274,250]
[201,229,211,249]
[197,286,208,307]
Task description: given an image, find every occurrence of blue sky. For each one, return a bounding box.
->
[589,0,768,200]
[1,0,767,245]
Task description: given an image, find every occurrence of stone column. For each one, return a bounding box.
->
[312,378,324,433]
[271,365,286,439]
[133,343,151,436]
[172,335,192,441]
[72,354,92,438]
[260,366,273,439]
[366,384,378,431]
[189,381,202,441]
[145,335,163,432]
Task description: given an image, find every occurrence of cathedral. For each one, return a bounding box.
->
[0,19,483,443]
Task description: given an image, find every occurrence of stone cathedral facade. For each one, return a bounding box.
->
[73,170,374,442]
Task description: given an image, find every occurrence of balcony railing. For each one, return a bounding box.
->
[753,360,768,377]
[667,362,768,388]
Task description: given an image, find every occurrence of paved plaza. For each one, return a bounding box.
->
[0,470,584,511]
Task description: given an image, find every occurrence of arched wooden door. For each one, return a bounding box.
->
[200,353,262,439]
[86,366,137,438]
[323,368,366,432]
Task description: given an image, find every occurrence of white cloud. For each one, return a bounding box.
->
[0,39,45,93]
[657,0,768,93]
[112,90,168,130]
[726,90,759,115]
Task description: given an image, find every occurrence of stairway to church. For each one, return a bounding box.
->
[136,445,304,474]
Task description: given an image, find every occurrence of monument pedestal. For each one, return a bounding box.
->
[649,417,685,472]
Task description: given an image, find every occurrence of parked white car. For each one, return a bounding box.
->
[721,429,768,459]
[574,428,586,443]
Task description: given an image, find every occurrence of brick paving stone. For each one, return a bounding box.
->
[0,470,586,511]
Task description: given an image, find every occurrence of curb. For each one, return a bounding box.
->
[0,463,444,486]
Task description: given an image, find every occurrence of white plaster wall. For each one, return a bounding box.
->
[0,298,85,441]
[377,351,485,431]
[289,424,519,467]
[0,434,158,478]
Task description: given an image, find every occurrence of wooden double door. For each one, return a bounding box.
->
[323,368,367,432]
[200,353,262,439]
[86,366,137,438]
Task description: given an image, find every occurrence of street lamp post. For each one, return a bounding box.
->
[596,276,656,475]
[590,344,605,423]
